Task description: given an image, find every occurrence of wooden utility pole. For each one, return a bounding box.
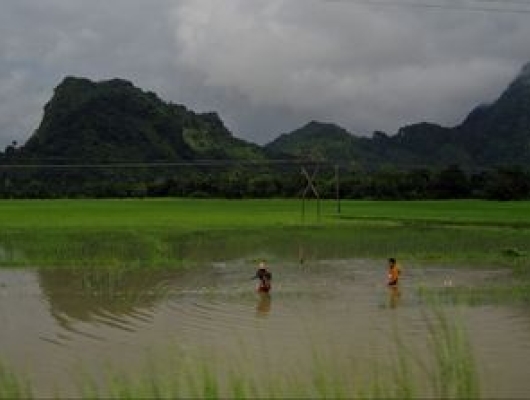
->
[335,164,341,214]
[301,166,321,223]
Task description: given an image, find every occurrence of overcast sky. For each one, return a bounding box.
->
[1,0,529,148]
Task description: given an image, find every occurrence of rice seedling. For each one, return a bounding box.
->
[425,309,480,399]
[0,199,528,268]
[0,361,32,399]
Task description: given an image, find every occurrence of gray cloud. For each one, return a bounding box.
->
[0,0,529,148]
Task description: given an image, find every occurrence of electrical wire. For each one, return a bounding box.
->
[322,0,530,13]
[0,159,341,170]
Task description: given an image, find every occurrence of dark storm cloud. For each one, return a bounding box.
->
[1,0,529,147]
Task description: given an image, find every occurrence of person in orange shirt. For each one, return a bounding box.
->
[387,258,400,287]
[387,258,401,308]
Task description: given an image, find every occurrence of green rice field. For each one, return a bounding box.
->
[0,199,529,267]
[0,199,529,398]
[1,198,530,229]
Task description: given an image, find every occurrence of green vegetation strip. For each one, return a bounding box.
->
[0,199,529,267]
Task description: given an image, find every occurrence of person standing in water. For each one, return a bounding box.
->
[253,261,272,293]
[387,258,401,308]
[387,258,400,287]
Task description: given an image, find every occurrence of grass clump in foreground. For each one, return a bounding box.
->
[1,311,479,399]
[426,310,480,398]
[0,361,32,399]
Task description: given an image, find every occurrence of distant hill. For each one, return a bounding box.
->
[11,62,530,169]
[454,63,530,166]
[267,63,530,168]
[21,77,266,162]
[265,121,373,162]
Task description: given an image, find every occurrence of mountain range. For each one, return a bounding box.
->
[267,62,530,168]
[8,62,530,169]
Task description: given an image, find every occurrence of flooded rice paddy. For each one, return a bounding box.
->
[1,259,529,398]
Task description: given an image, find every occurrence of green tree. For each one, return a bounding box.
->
[432,165,471,199]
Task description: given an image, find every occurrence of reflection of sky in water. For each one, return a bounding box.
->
[0,261,529,398]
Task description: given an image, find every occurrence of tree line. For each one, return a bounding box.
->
[0,163,529,200]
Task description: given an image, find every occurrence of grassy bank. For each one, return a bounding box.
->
[0,199,529,267]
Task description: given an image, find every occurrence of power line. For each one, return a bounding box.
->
[323,0,530,13]
[0,159,347,170]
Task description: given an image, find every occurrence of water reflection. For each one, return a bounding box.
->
[1,261,529,398]
[256,293,271,317]
[389,286,401,309]
[37,268,178,328]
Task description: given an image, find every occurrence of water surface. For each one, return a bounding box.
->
[0,260,528,397]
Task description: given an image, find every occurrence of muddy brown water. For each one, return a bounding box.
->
[0,260,529,398]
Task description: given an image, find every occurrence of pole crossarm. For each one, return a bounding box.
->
[301,166,320,199]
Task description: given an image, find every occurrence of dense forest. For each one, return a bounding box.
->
[1,63,529,200]
[1,161,529,200]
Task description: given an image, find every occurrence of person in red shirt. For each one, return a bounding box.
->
[253,261,272,293]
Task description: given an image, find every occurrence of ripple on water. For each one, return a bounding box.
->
[0,260,529,398]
